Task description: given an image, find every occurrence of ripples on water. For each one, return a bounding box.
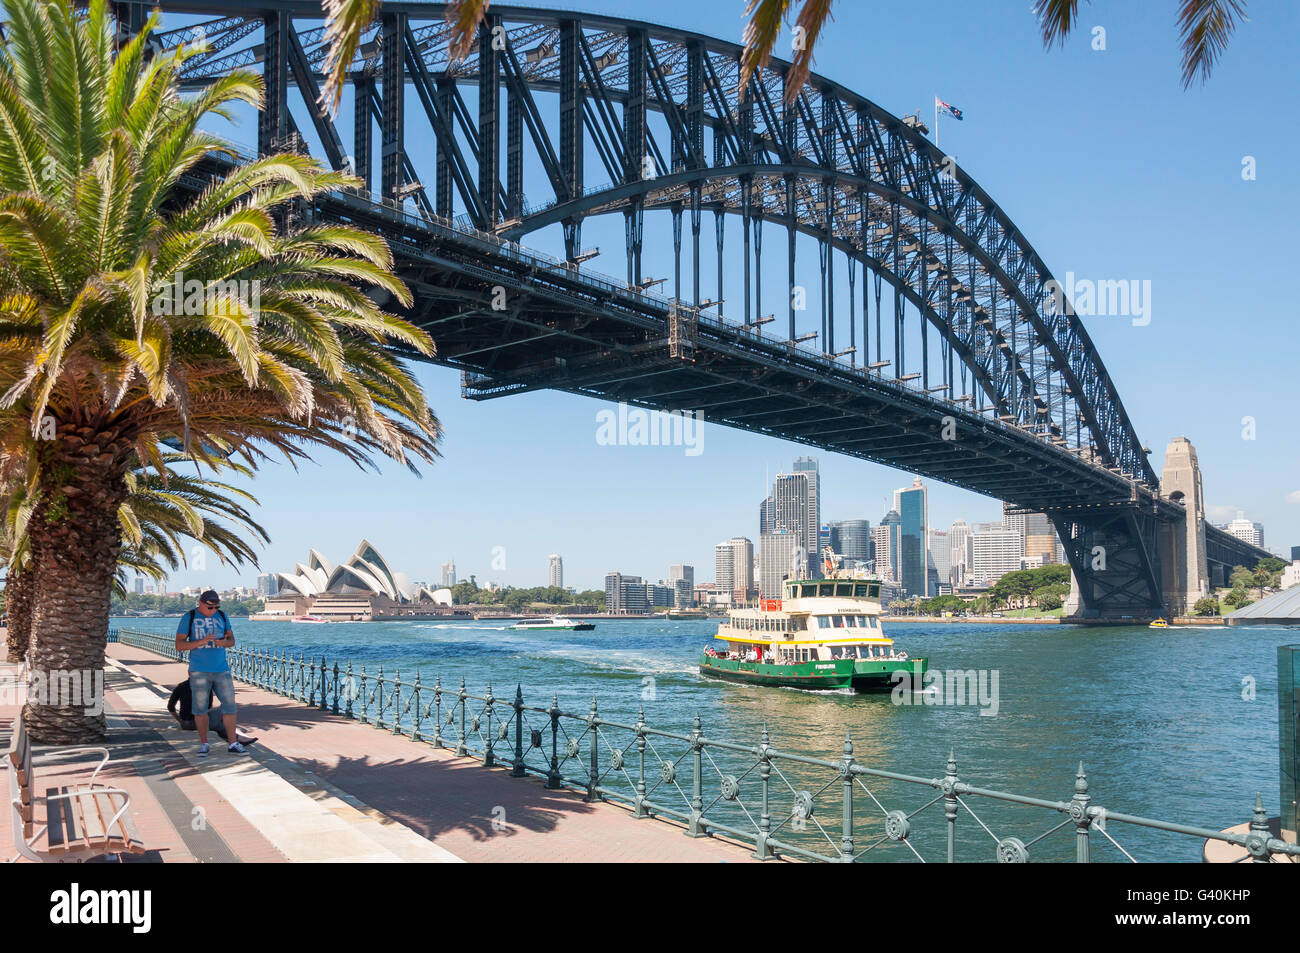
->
[115,615,1298,861]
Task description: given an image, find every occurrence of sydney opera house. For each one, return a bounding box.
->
[255,540,459,621]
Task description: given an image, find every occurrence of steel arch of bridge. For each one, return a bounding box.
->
[138,0,1155,491]
[111,1,1281,616]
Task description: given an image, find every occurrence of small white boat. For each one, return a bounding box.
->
[508,616,595,631]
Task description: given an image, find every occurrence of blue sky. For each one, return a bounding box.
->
[160,0,1298,592]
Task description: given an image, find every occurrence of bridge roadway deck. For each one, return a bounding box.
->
[1,641,766,863]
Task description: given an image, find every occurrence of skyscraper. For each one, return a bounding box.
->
[949,519,973,588]
[761,459,819,575]
[872,510,901,582]
[1226,512,1265,549]
[894,479,929,597]
[441,561,457,587]
[971,527,1024,586]
[548,554,563,589]
[828,519,871,562]
[928,529,950,592]
[759,532,800,597]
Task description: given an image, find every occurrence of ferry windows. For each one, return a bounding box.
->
[835,582,853,597]
[801,584,818,598]
[869,584,881,599]
[854,584,869,598]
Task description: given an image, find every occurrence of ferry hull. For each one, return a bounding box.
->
[699,655,926,693]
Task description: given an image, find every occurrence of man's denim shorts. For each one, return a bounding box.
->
[190,670,237,716]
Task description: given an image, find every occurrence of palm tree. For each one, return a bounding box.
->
[0,0,441,742]
[2,453,269,663]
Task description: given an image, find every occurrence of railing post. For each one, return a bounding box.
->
[546,693,562,789]
[586,697,599,802]
[1070,762,1092,863]
[456,677,467,756]
[391,668,402,734]
[319,656,328,711]
[412,672,423,741]
[752,724,772,860]
[375,664,384,726]
[512,685,526,777]
[943,750,959,863]
[687,711,705,837]
[331,661,340,716]
[344,660,354,720]
[433,676,444,748]
[358,664,368,723]
[484,681,495,766]
[840,733,855,863]
[633,705,648,816]
[1249,792,1271,863]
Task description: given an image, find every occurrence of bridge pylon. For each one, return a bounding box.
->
[1158,436,1210,615]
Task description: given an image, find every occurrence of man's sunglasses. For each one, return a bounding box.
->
[200,601,220,609]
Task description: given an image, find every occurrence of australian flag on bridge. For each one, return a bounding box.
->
[935,97,964,120]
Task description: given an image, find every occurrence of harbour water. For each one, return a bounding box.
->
[117,616,1296,861]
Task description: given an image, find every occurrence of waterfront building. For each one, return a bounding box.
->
[1226,512,1265,549]
[759,531,800,598]
[1002,502,1026,538]
[604,572,647,614]
[548,554,563,589]
[132,574,145,595]
[256,573,278,597]
[894,479,929,597]
[264,542,454,620]
[971,527,1024,587]
[949,519,973,588]
[1292,546,1300,562]
[668,564,695,608]
[1282,562,1300,590]
[645,583,674,608]
[441,561,457,587]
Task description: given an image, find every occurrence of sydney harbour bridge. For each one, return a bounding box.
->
[118,1,1270,619]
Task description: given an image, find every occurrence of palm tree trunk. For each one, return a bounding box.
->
[22,426,133,743]
[4,566,34,663]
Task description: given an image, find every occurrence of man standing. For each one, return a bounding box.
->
[174,590,247,755]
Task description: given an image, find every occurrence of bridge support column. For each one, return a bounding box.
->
[1158,436,1209,616]
[1052,505,1167,620]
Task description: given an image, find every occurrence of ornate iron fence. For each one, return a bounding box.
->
[114,628,1300,863]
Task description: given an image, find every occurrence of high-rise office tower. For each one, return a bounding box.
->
[971,527,1024,586]
[792,457,821,568]
[715,538,754,600]
[441,561,457,587]
[1226,512,1265,549]
[548,554,563,589]
[927,529,950,593]
[771,471,813,573]
[893,478,929,597]
[759,532,800,597]
[949,519,973,588]
[668,564,694,591]
[872,511,901,582]
[828,519,871,562]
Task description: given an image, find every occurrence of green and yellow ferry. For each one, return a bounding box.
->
[699,562,925,693]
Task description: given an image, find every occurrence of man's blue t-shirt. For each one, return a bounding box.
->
[178,610,231,673]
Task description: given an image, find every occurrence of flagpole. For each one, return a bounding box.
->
[934,99,940,150]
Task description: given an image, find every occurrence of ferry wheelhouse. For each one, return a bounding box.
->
[699,561,925,693]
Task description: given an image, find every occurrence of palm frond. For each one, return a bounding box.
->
[739,0,792,101]
[446,0,492,64]
[1177,0,1246,87]
[320,0,381,115]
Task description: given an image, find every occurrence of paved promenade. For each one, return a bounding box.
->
[2,640,766,863]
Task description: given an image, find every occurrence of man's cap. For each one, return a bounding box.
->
[200,589,221,605]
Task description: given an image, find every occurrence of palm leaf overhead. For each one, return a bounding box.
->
[1033,0,1246,88]
[739,0,835,103]
[320,0,381,113]
[0,0,441,741]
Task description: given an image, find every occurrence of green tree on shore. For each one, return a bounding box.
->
[0,0,440,742]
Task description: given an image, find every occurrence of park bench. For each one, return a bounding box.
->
[6,713,145,862]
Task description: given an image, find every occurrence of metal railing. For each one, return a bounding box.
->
[114,627,1300,863]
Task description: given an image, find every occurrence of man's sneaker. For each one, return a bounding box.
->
[198,742,210,756]
[227,742,247,754]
